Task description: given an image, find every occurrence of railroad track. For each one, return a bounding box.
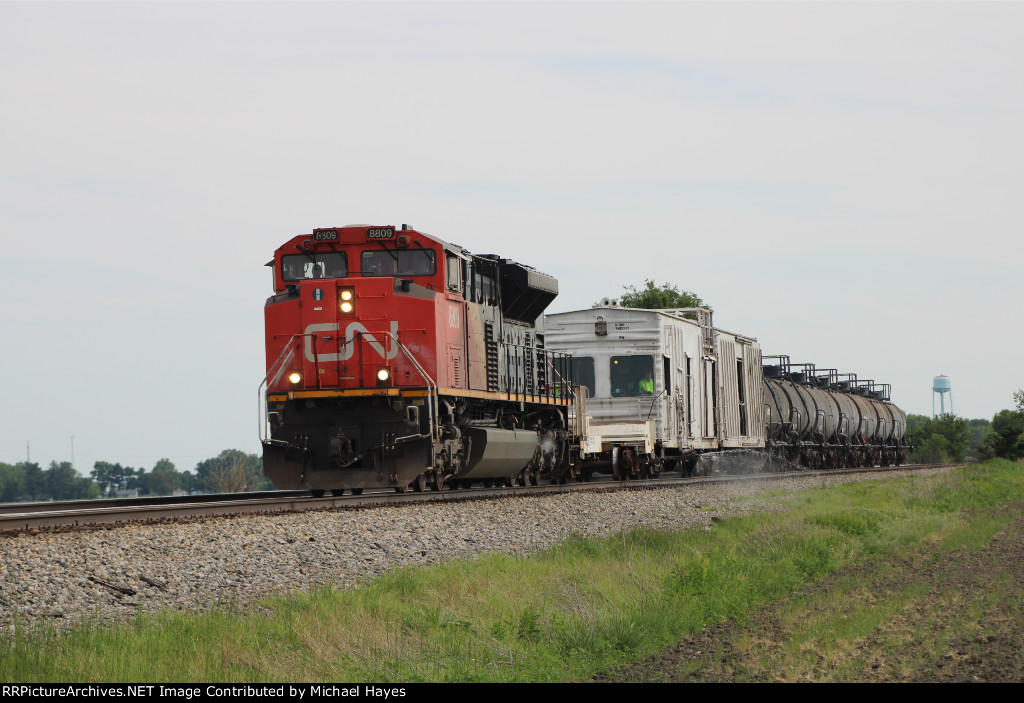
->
[0,463,963,535]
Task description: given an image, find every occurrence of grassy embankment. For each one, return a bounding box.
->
[2,459,1022,682]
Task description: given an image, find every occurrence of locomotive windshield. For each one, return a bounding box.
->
[282,252,348,281]
[361,249,436,277]
[610,355,655,397]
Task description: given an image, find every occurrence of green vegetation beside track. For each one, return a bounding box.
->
[2,460,1023,683]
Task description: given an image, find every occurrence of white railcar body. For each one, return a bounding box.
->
[545,306,765,459]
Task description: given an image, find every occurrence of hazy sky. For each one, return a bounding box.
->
[2,2,1021,476]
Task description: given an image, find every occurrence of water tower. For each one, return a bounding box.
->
[932,375,953,417]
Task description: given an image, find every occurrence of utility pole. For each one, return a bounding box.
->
[26,441,30,463]
[71,436,75,471]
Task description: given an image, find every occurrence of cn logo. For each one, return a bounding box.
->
[304,321,400,362]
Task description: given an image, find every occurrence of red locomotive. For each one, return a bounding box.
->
[261,224,574,494]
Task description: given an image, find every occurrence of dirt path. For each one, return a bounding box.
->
[600,505,1024,683]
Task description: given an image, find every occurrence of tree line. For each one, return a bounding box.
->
[0,449,272,503]
[906,389,1024,463]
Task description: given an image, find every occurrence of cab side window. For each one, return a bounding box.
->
[571,356,596,398]
[610,355,655,397]
[447,255,462,292]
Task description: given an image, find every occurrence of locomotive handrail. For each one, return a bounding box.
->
[259,333,305,442]
[382,331,439,442]
[568,384,589,439]
[542,351,574,403]
[312,333,321,390]
[500,342,573,401]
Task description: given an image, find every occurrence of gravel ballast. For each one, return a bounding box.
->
[0,468,950,634]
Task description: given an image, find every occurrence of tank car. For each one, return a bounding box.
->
[260,224,573,494]
[762,356,907,468]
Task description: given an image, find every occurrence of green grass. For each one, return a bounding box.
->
[2,459,1022,682]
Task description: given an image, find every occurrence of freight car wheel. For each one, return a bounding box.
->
[331,489,344,496]
[351,488,364,495]
[412,474,427,492]
[311,490,325,497]
[395,485,407,493]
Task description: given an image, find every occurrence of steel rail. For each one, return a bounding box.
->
[0,463,964,535]
[0,490,311,517]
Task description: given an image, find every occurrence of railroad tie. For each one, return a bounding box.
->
[139,575,168,591]
[87,576,137,597]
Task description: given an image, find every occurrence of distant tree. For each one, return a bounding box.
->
[195,450,269,493]
[966,418,991,456]
[80,478,101,500]
[617,280,710,311]
[930,415,971,462]
[1015,388,1024,414]
[914,434,951,464]
[905,414,934,458]
[91,461,137,496]
[19,462,45,501]
[907,414,972,463]
[45,461,97,500]
[0,462,24,502]
[178,472,199,495]
[147,458,181,496]
[127,467,150,495]
[982,409,1024,460]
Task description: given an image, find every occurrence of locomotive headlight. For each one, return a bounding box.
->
[288,372,302,385]
[377,368,390,382]
[339,288,355,314]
